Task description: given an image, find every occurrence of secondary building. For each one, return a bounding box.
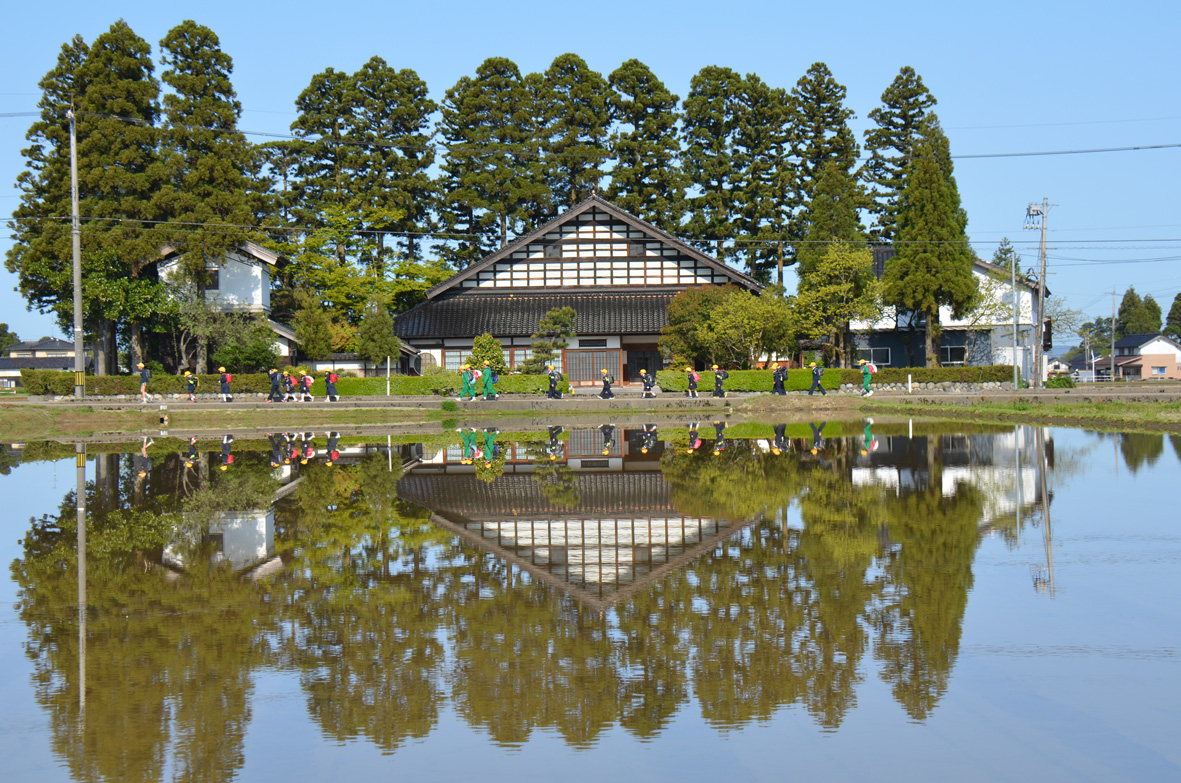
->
[1092,333,1181,380]
[393,194,761,385]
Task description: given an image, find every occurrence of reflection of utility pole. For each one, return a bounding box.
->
[75,443,87,727]
[1024,199,1055,388]
[1032,429,1055,597]
[1014,426,1022,547]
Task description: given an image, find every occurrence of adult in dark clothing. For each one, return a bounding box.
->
[546,365,562,399]
[639,369,656,398]
[711,365,729,398]
[685,366,699,398]
[808,362,827,396]
[771,363,787,395]
[218,367,233,402]
[268,368,282,402]
[137,362,151,403]
[772,423,788,455]
[599,369,615,399]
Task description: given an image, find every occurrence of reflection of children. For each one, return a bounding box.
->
[185,435,198,468]
[686,421,702,453]
[134,436,153,478]
[810,421,826,455]
[772,423,788,455]
[547,426,564,461]
[326,432,341,465]
[862,417,875,455]
[639,369,656,398]
[483,428,500,467]
[640,423,659,454]
[219,434,235,470]
[267,433,285,466]
[712,421,727,455]
[460,428,477,464]
[599,423,616,455]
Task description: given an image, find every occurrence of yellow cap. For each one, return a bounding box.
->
[811,448,818,455]
[809,362,816,367]
[602,369,608,373]
[712,364,719,369]
[218,366,226,372]
[184,371,191,376]
[220,465,229,471]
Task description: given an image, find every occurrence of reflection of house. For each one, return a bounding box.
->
[852,250,1042,376]
[393,194,760,384]
[1092,334,1181,380]
[0,337,92,389]
[155,241,299,364]
[401,440,756,610]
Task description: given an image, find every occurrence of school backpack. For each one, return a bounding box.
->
[867,363,878,374]
[328,372,338,384]
[491,370,499,383]
[603,374,615,384]
[691,371,700,383]
[225,373,233,383]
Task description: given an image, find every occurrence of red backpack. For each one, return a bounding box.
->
[328,372,338,384]
[225,372,233,383]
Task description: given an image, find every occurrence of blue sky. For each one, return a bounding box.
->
[2,0,1178,344]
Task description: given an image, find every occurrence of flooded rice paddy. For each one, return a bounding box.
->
[0,421,1178,782]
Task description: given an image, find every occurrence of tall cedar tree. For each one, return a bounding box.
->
[882,114,976,366]
[290,68,353,240]
[437,58,549,266]
[990,237,1020,273]
[541,54,611,208]
[1166,293,1181,340]
[7,36,90,345]
[1116,286,1161,337]
[1142,294,1162,332]
[787,63,859,263]
[605,60,686,228]
[681,66,745,262]
[795,161,868,278]
[863,67,936,242]
[343,57,437,266]
[83,22,172,369]
[157,21,258,373]
[732,75,793,283]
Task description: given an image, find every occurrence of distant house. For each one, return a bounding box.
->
[851,248,1043,377]
[0,337,91,390]
[393,193,761,384]
[307,347,422,378]
[1092,334,1181,380]
[155,241,299,365]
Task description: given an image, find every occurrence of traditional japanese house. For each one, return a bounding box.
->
[393,194,761,385]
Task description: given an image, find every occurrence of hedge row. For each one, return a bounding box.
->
[20,369,571,397]
[656,365,1015,393]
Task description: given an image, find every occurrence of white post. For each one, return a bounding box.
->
[386,355,391,396]
[907,374,912,394]
[1012,252,1020,388]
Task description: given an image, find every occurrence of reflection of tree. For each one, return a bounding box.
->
[869,437,985,721]
[1171,435,1181,465]
[613,587,690,738]
[1120,432,1164,474]
[529,446,580,509]
[660,439,802,522]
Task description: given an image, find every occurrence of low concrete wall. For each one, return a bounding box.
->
[838,381,1017,394]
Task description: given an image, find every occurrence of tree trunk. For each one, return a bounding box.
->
[925,309,940,368]
[500,214,508,249]
[197,339,207,375]
[130,322,143,368]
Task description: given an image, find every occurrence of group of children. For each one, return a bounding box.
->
[457,361,500,401]
[169,368,342,403]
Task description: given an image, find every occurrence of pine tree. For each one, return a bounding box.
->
[882,114,976,366]
[1116,286,1143,338]
[1165,292,1181,340]
[520,306,577,374]
[290,68,353,233]
[605,59,686,228]
[437,58,549,266]
[541,53,611,208]
[863,67,937,242]
[343,57,437,266]
[787,63,859,256]
[1142,294,1162,333]
[681,66,745,261]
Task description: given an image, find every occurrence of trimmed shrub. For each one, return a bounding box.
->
[23,370,279,396]
[1045,376,1076,389]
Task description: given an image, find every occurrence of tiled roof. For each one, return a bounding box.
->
[394,290,676,340]
[1113,333,1160,349]
[0,356,91,371]
[6,338,75,353]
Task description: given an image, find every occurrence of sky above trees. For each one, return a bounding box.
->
[2,0,1178,342]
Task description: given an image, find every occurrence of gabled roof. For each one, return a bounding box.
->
[871,246,1044,295]
[5,338,75,353]
[1113,333,1178,350]
[158,240,288,268]
[423,193,761,299]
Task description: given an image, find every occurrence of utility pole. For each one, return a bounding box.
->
[1024,199,1055,388]
[1111,289,1118,381]
[1011,251,1020,387]
[69,108,84,400]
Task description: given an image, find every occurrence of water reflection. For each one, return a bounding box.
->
[9,423,1066,778]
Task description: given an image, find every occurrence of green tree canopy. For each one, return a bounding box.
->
[469,332,508,374]
[540,54,611,208]
[520,306,577,374]
[794,242,880,366]
[355,296,401,371]
[1165,292,1181,340]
